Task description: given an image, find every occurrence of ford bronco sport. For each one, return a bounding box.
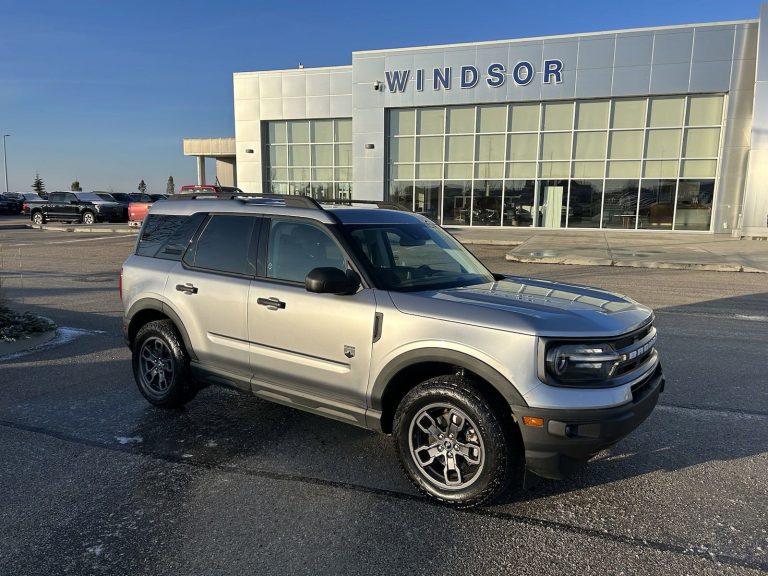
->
[121,193,664,507]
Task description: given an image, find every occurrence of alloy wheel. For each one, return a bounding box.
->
[138,337,175,397]
[408,403,485,490]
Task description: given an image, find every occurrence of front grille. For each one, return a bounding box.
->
[613,325,657,377]
[613,325,652,351]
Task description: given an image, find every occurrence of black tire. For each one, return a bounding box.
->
[31,211,45,225]
[132,319,197,408]
[393,375,519,508]
[81,211,95,225]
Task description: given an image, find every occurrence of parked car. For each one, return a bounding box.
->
[28,191,127,224]
[2,192,43,213]
[178,185,244,196]
[128,194,167,224]
[121,194,664,508]
[21,194,48,216]
[96,192,130,205]
[0,194,19,214]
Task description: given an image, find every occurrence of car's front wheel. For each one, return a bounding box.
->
[132,319,197,408]
[393,375,519,508]
[81,211,95,225]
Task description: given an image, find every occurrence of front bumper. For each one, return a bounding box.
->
[512,364,664,480]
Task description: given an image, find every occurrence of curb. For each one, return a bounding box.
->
[0,224,31,230]
[33,224,138,234]
[505,253,768,273]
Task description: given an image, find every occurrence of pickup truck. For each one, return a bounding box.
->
[128,194,166,225]
[27,191,127,225]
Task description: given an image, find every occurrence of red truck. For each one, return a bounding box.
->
[128,194,167,226]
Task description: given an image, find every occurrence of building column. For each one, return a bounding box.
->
[215,157,237,187]
[196,156,206,185]
[741,4,768,236]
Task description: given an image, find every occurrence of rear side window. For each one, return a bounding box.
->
[136,213,206,260]
[184,214,258,276]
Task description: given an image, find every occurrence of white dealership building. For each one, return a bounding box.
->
[185,4,768,235]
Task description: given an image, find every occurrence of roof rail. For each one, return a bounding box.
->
[169,192,321,209]
[167,193,412,212]
[319,199,411,211]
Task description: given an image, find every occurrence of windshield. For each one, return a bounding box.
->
[110,193,131,202]
[341,221,494,292]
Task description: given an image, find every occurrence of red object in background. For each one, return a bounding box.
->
[128,201,152,222]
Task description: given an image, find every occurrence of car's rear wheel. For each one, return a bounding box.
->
[393,375,519,508]
[81,211,95,225]
[132,320,197,408]
[32,211,45,225]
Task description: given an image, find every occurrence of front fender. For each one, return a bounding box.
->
[367,345,529,429]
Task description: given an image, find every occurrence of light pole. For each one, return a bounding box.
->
[2,134,9,194]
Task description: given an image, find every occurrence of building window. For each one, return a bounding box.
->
[387,94,723,230]
[265,118,352,199]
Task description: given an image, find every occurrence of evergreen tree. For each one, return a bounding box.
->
[70,180,82,192]
[138,179,147,194]
[166,176,175,196]
[32,173,46,195]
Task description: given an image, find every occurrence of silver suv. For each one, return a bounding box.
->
[121,194,664,507]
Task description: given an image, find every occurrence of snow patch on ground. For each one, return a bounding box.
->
[734,314,768,322]
[0,326,107,362]
[115,436,143,445]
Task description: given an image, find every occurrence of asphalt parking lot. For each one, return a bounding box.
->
[0,227,766,575]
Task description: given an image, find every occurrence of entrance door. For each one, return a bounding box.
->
[538,184,564,228]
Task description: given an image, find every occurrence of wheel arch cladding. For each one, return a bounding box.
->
[373,348,527,434]
[126,298,198,360]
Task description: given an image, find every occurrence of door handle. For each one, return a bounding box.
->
[257,297,286,310]
[176,283,198,295]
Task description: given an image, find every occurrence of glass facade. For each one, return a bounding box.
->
[265,118,352,199]
[387,95,723,230]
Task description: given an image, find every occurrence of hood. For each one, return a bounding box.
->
[388,276,653,337]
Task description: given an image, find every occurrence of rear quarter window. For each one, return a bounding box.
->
[136,213,206,260]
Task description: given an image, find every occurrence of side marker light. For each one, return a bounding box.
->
[522,416,545,428]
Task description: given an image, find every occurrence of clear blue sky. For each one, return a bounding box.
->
[0,0,760,194]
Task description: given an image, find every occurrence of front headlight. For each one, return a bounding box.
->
[544,342,621,385]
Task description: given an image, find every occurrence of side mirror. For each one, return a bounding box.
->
[305,267,360,295]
